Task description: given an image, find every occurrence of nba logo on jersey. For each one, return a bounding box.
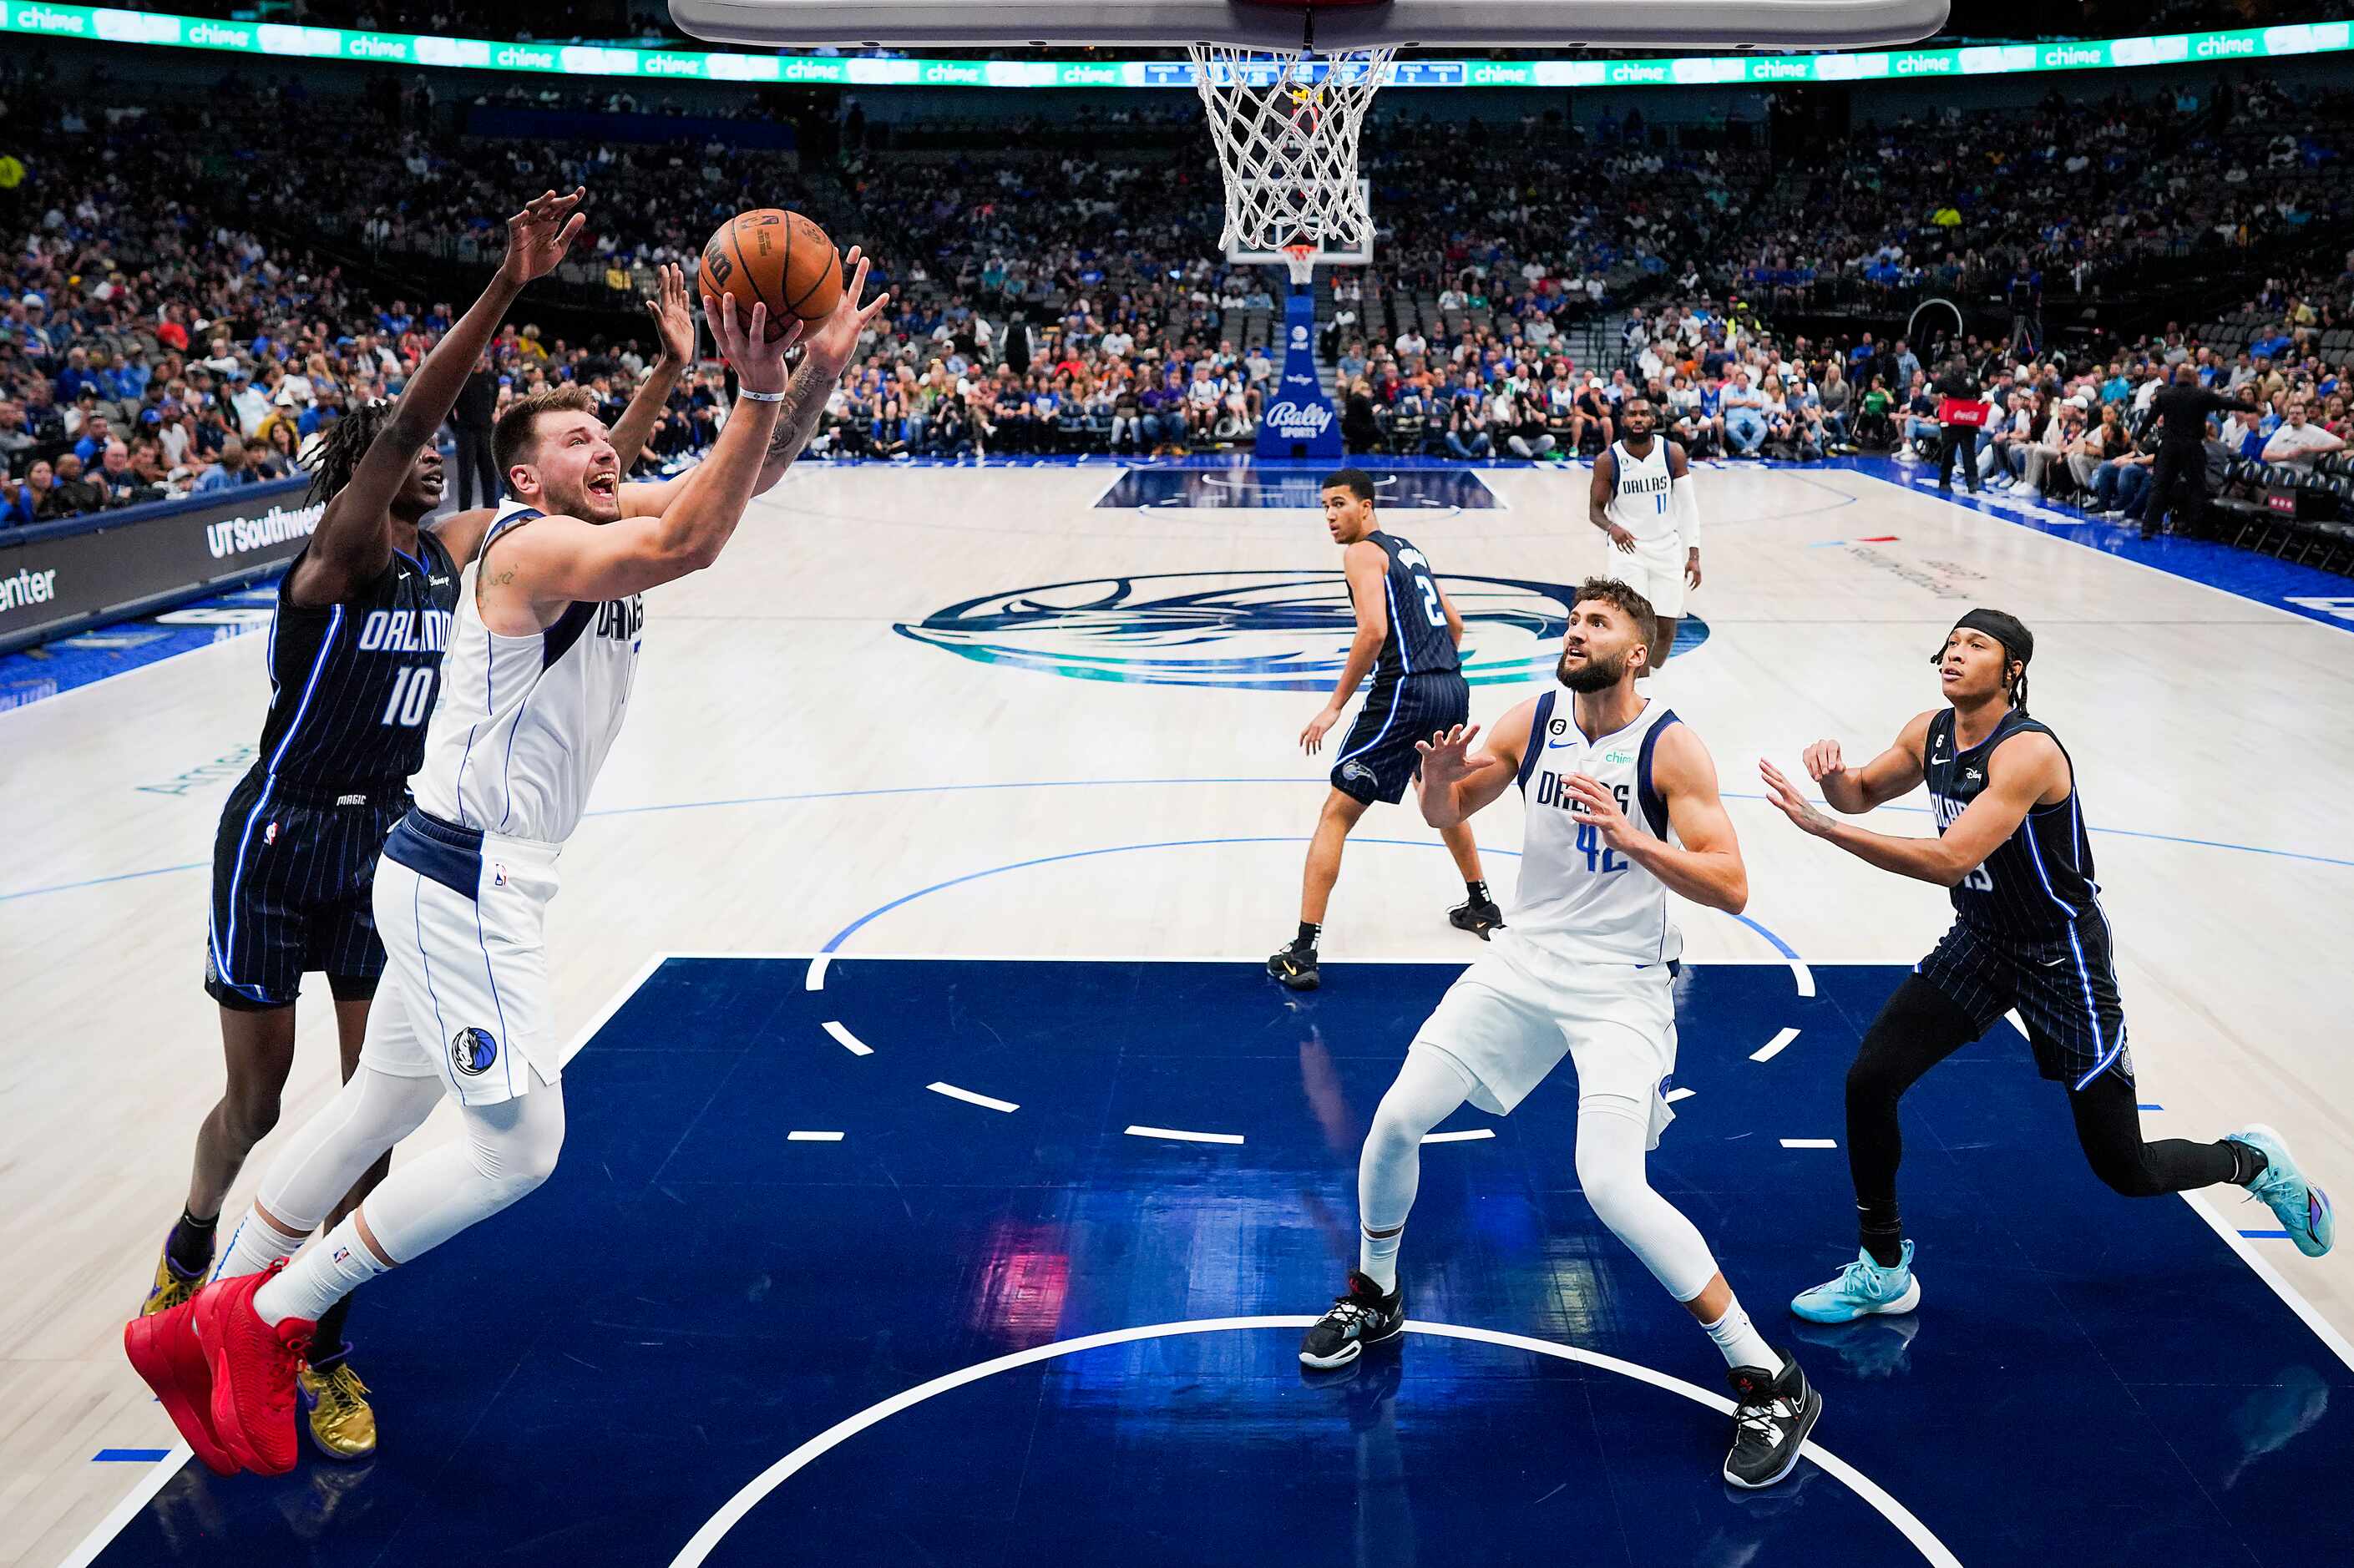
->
[262,821,278,846]
[492,861,509,889]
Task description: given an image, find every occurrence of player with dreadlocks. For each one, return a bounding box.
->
[1758,609,2332,1329]
[129,189,696,1469]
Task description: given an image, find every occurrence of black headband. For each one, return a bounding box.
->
[1935,609,2034,708]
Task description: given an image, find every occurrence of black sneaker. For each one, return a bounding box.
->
[1298,1270,1405,1369]
[1724,1350,1822,1490]
[1448,898,1506,940]
[1267,942,1320,991]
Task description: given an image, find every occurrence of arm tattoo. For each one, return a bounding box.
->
[762,367,832,469]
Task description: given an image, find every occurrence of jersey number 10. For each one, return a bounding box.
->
[381,666,437,728]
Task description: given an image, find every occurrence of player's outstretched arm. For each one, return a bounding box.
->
[1564,723,1746,913]
[1759,732,2063,887]
[1300,540,1390,754]
[291,188,585,607]
[1417,703,1530,829]
[1803,709,1933,813]
[604,262,695,477]
[499,290,823,607]
[620,248,888,518]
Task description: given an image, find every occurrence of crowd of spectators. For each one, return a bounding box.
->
[3,56,2351,528]
[1727,78,2354,314]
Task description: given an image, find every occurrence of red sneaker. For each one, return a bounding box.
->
[195,1261,314,1476]
[123,1301,240,1476]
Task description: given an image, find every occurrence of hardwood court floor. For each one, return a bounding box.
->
[3,456,2348,1565]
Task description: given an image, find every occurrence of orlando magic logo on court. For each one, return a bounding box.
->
[451,1026,499,1077]
[899,569,1709,690]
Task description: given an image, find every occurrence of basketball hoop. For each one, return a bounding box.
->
[1189,40,1393,255]
[1279,241,1319,287]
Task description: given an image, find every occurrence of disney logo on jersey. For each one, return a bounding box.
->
[897,569,1608,690]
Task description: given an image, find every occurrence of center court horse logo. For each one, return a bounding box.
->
[895,570,1708,691]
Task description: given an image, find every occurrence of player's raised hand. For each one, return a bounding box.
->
[499,187,588,286]
[1800,739,1845,781]
[799,246,892,377]
[1560,772,1638,849]
[1759,758,1835,837]
[1414,724,1482,787]
[646,262,695,365]
[703,291,801,395]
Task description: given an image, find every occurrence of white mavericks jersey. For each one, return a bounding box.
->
[1503,691,1683,968]
[1604,438,1678,544]
[413,503,644,844]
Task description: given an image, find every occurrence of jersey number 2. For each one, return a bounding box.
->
[1961,862,1993,892]
[1416,576,1446,628]
[382,666,436,728]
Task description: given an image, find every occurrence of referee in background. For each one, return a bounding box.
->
[2144,362,2257,541]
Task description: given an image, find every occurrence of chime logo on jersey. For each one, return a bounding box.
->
[451,1027,499,1077]
[899,570,1703,690]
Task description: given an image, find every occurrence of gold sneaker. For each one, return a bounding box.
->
[139,1242,205,1318]
[297,1363,379,1461]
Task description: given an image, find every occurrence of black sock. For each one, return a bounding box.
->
[2225,1138,2270,1186]
[1466,880,1491,906]
[1856,1201,1906,1268]
[1295,921,1322,951]
[165,1209,217,1278]
[310,1296,355,1370]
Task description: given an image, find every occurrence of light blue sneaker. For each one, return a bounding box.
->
[1790,1242,1922,1324]
[2230,1125,2335,1258]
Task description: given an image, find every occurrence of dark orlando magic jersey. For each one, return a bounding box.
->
[1924,706,2099,937]
[1360,530,1460,681]
[253,529,462,793]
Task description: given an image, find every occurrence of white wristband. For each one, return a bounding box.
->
[740,387,787,403]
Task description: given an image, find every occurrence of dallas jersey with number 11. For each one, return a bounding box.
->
[1508,692,1684,967]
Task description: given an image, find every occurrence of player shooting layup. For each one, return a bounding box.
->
[127,255,888,1478]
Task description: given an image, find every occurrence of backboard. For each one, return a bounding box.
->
[671,0,1952,52]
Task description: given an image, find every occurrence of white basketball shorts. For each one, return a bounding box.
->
[359,808,563,1106]
[1410,942,1678,1147]
[1615,535,1688,621]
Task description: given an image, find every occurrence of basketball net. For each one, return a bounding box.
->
[1188,42,1393,256]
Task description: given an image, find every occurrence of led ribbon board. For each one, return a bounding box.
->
[2,6,2347,89]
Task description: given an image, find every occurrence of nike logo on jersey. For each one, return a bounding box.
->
[2042,955,2069,967]
[1931,751,1951,764]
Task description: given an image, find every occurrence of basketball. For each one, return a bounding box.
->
[696,208,843,340]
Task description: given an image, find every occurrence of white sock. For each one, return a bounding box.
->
[1358,1228,1402,1294]
[251,1214,388,1327]
[212,1211,306,1283]
[1701,1297,1776,1373]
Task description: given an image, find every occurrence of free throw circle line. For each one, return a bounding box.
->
[666,1316,1961,1568]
